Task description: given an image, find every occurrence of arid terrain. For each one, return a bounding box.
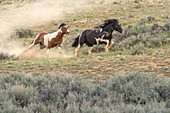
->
[0,0,169,112]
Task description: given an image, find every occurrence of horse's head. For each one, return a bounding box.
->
[102,19,123,34]
[58,23,70,34]
[111,19,123,34]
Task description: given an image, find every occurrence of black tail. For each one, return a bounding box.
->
[72,36,79,47]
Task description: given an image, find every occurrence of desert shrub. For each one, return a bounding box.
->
[0,72,169,112]
[0,0,37,4]
[11,28,35,38]
[110,20,170,55]
[130,43,147,55]
[102,72,170,104]
[9,85,35,107]
[0,52,15,60]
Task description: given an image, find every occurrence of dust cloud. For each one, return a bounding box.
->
[0,0,108,58]
[0,0,150,58]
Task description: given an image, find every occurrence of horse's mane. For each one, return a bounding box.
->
[58,23,66,29]
[99,19,118,28]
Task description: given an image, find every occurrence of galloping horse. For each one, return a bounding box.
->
[22,23,70,58]
[72,19,123,57]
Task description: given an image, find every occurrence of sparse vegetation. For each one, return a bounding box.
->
[11,28,35,39]
[0,52,15,60]
[0,0,170,112]
[111,20,170,55]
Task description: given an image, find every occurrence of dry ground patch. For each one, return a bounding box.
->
[0,46,169,81]
[0,0,169,81]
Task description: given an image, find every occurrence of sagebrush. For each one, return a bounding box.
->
[0,72,169,113]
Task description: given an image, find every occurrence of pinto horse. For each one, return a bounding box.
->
[72,19,123,57]
[22,23,70,58]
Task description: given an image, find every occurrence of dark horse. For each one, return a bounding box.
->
[72,19,123,57]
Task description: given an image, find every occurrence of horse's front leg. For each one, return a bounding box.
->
[57,47,63,54]
[45,48,50,58]
[108,41,114,50]
[100,39,109,52]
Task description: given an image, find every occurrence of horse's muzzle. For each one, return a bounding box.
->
[67,32,70,34]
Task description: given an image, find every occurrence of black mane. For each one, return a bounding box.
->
[58,23,66,29]
[99,19,118,28]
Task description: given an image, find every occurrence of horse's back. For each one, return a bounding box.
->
[85,30,101,45]
[34,32,48,45]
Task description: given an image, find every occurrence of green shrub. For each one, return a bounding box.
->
[0,52,15,60]
[11,28,35,38]
[0,72,169,112]
[9,85,35,107]
[110,21,170,55]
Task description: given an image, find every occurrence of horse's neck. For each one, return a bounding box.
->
[57,32,64,39]
[102,28,114,34]
[102,23,114,33]
[54,29,64,38]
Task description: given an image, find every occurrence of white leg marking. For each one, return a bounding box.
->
[33,34,40,43]
[95,38,99,45]
[58,47,63,54]
[45,49,50,58]
[108,41,114,49]
[98,39,109,52]
[24,43,34,52]
[95,34,105,45]
[88,47,94,57]
[75,45,80,57]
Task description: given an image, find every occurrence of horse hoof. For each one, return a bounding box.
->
[105,49,109,52]
[91,54,95,57]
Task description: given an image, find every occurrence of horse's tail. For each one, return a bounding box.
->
[72,35,79,47]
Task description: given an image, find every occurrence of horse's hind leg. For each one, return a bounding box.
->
[30,48,40,58]
[75,33,85,57]
[24,33,43,53]
[19,42,35,59]
[31,43,44,58]
[88,47,95,57]
[75,45,80,57]
[24,43,35,52]
[31,43,46,58]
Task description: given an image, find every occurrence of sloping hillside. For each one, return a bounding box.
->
[0,0,169,79]
[0,0,170,112]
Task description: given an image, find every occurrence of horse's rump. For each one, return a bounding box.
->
[72,36,79,47]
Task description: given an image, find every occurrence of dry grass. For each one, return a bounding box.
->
[0,0,169,80]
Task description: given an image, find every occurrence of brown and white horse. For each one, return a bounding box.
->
[22,23,70,58]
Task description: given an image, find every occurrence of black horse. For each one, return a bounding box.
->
[72,19,123,57]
